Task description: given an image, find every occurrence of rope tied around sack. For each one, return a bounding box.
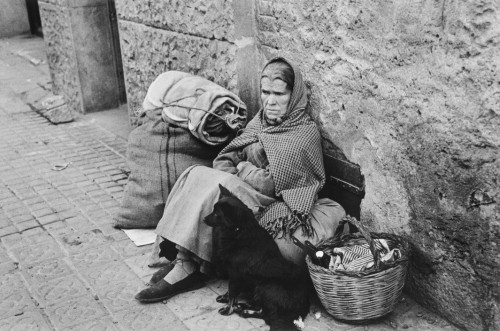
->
[136,89,246,131]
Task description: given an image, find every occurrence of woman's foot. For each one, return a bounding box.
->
[135,259,207,303]
[146,263,175,286]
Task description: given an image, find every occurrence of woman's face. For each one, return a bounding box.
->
[261,77,291,125]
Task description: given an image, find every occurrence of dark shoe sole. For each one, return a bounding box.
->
[136,281,206,303]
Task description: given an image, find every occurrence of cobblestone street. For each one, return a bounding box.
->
[0,35,460,331]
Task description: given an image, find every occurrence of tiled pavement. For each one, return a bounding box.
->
[0,35,460,331]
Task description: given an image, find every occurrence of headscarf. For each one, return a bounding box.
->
[219,57,325,238]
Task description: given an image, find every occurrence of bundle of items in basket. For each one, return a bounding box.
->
[295,215,410,322]
[312,237,402,272]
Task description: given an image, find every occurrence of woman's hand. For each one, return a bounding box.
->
[213,149,245,175]
[236,149,246,163]
[236,160,247,173]
[236,162,275,197]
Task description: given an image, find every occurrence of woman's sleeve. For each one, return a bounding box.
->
[236,161,275,197]
[212,150,242,174]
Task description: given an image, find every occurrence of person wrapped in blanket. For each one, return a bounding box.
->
[135,57,346,303]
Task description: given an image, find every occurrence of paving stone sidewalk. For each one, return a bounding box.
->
[0,35,459,331]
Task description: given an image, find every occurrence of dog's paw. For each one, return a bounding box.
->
[216,293,229,303]
[218,306,234,316]
[236,302,263,318]
[233,304,244,314]
[237,306,263,319]
[236,302,259,311]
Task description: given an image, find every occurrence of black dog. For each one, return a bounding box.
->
[204,184,309,330]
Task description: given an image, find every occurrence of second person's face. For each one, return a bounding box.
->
[261,77,291,125]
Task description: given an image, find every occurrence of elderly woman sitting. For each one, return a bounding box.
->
[135,57,345,303]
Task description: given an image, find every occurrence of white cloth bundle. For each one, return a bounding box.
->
[142,71,247,146]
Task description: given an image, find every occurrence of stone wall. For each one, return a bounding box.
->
[117,0,499,329]
[39,0,82,113]
[39,0,124,114]
[0,0,30,38]
[254,0,499,330]
[115,0,256,125]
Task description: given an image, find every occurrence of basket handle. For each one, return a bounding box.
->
[332,215,381,268]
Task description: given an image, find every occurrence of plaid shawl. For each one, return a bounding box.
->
[219,57,325,238]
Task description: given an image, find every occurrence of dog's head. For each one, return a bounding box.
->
[203,184,255,231]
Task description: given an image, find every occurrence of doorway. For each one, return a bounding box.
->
[25,0,43,37]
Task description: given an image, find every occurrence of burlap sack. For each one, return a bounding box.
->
[113,108,221,229]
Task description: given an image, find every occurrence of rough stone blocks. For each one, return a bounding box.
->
[38,2,82,114]
[250,1,500,329]
[38,0,122,114]
[115,0,235,41]
[117,20,238,125]
[38,95,74,124]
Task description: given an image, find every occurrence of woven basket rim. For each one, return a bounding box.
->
[306,254,408,277]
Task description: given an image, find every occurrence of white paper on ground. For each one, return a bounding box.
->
[122,229,157,247]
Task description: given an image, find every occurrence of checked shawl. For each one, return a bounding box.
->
[219,108,325,238]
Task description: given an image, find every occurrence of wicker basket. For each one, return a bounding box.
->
[306,216,409,321]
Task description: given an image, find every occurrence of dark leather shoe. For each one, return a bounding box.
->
[135,272,208,303]
[147,264,175,286]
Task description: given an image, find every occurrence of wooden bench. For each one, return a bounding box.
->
[319,153,365,233]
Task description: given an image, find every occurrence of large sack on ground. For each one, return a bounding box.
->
[114,71,246,229]
[114,108,222,229]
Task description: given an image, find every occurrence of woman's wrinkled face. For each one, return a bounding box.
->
[261,77,291,125]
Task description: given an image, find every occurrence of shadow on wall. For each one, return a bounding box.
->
[26,0,43,37]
